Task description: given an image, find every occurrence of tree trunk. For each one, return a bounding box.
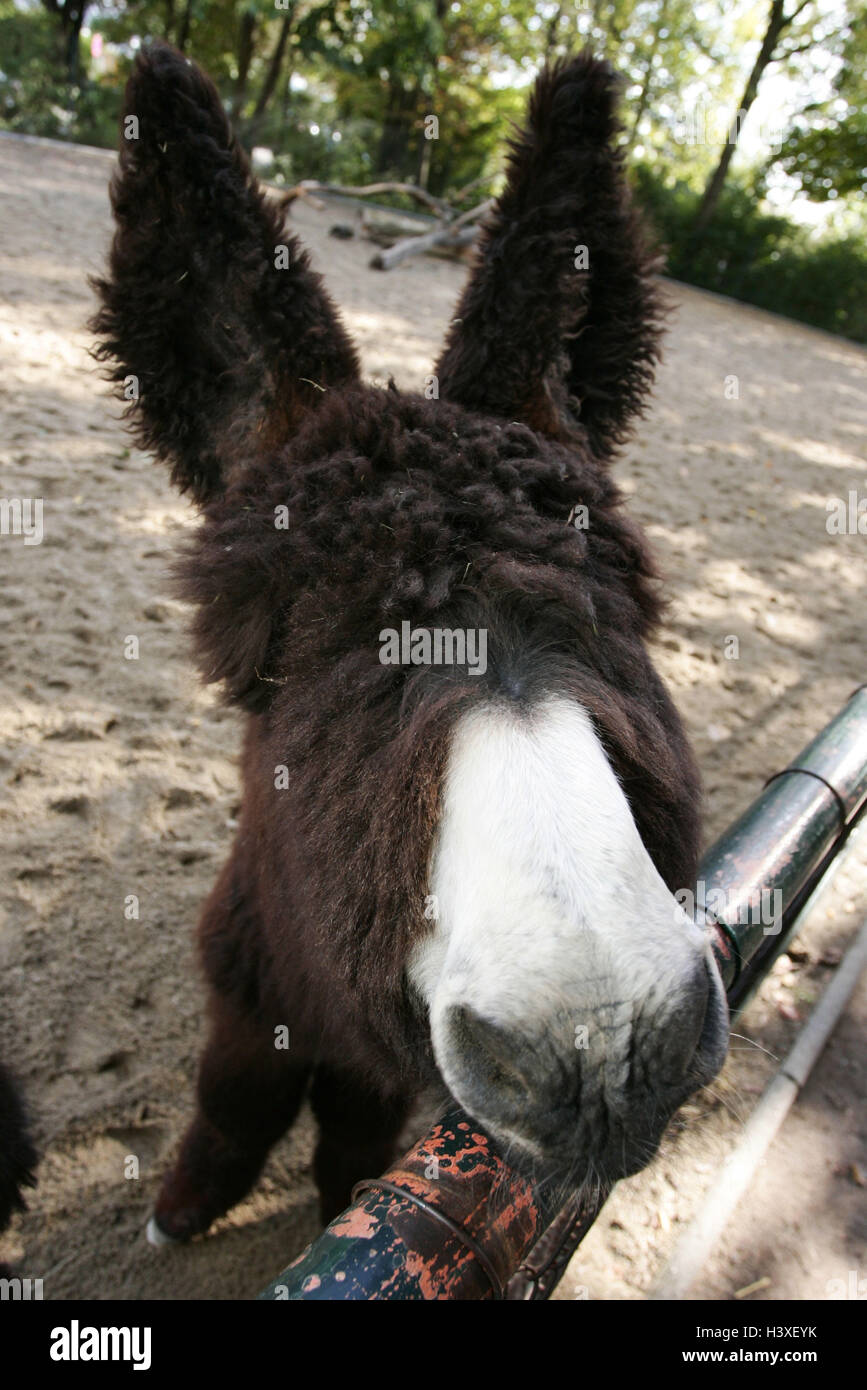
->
[629,0,668,146]
[377,83,415,178]
[251,10,295,124]
[63,2,86,82]
[411,0,447,187]
[176,0,195,53]
[416,128,433,190]
[544,4,564,58]
[39,0,89,82]
[231,9,257,119]
[691,0,789,238]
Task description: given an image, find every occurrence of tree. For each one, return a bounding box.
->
[248,5,296,129]
[777,3,867,202]
[40,0,90,81]
[229,7,258,117]
[540,0,735,183]
[691,0,827,237]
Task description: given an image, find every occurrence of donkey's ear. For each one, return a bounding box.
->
[433,52,664,458]
[91,42,360,503]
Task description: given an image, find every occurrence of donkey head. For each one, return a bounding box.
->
[93,43,728,1194]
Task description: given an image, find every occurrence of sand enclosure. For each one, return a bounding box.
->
[0,131,865,1300]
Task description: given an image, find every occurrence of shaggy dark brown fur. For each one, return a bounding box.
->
[92,44,702,1232]
[0,1064,37,1246]
[91,42,359,502]
[435,57,665,451]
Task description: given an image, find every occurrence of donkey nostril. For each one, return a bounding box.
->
[662,953,728,1088]
[646,955,715,1086]
[442,1005,535,1114]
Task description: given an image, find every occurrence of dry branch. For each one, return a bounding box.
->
[368,198,494,270]
[270,175,496,270]
[298,179,452,217]
[370,223,479,270]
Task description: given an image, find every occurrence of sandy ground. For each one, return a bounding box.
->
[0,131,865,1302]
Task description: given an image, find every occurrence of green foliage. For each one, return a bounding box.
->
[0,6,65,132]
[634,163,867,343]
[779,114,867,203]
[777,4,867,203]
[0,7,118,145]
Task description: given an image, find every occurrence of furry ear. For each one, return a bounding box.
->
[91,42,360,503]
[434,52,665,458]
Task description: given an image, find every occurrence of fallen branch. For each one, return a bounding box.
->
[360,207,436,243]
[370,223,479,270]
[267,183,327,212]
[269,174,496,269]
[369,198,494,270]
[298,179,452,217]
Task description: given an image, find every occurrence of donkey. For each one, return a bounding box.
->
[92,43,728,1243]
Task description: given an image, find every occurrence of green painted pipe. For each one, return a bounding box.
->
[702,684,867,1008]
[261,685,867,1300]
